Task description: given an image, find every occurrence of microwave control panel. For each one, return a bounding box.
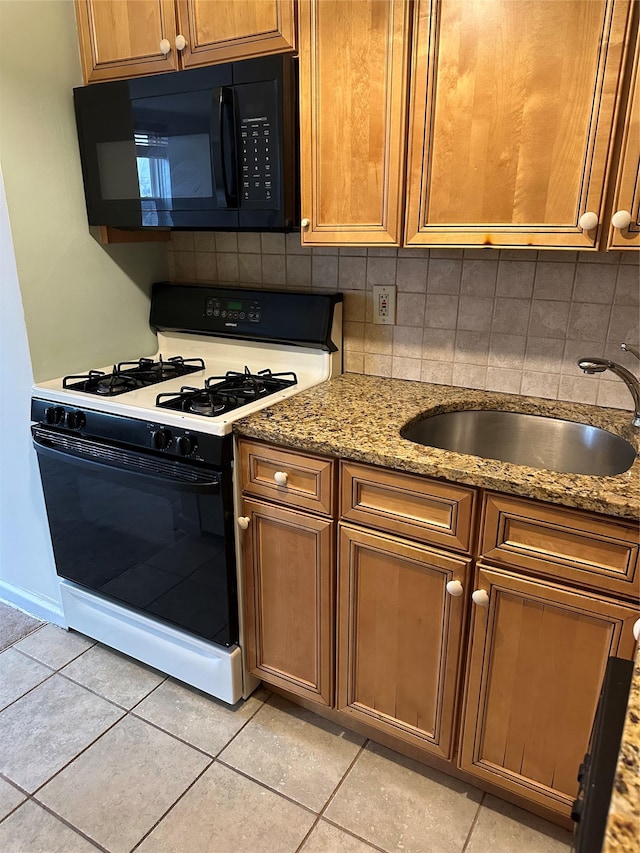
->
[240,118,276,207]
[236,79,279,210]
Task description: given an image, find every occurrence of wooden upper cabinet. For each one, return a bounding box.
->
[75,0,296,84]
[405,0,635,249]
[298,0,411,245]
[75,0,179,82]
[607,30,640,249]
[176,0,296,68]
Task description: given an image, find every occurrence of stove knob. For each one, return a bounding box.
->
[176,435,197,456]
[45,406,65,425]
[152,429,173,450]
[65,410,86,430]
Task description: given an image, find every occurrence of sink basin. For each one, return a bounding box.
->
[400,410,637,476]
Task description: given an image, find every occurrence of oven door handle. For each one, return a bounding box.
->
[32,431,220,495]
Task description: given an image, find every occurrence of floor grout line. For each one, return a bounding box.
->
[461,791,486,853]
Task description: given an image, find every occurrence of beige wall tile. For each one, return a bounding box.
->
[363,353,392,376]
[392,356,422,380]
[558,374,599,405]
[167,235,633,409]
[533,262,576,300]
[497,260,535,298]
[573,263,617,303]
[461,260,498,296]
[339,257,367,290]
[421,360,454,384]
[488,334,527,369]
[452,363,488,389]
[528,300,570,339]
[397,292,427,327]
[521,370,560,398]
[485,368,522,394]
[215,232,237,253]
[238,253,262,284]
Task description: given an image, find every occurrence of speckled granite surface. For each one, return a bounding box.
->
[604,647,640,853]
[233,373,640,519]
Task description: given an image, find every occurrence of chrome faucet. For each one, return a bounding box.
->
[578,343,640,427]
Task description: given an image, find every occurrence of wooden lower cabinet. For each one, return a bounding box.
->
[337,524,470,759]
[458,562,640,818]
[241,498,335,706]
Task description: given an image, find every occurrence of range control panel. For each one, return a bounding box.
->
[205,296,262,325]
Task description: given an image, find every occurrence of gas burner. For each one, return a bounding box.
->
[62,355,205,396]
[188,395,227,417]
[156,367,298,417]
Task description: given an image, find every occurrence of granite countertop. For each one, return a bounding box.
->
[604,647,640,852]
[233,373,640,519]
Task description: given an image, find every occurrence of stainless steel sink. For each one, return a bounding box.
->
[400,410,637,476]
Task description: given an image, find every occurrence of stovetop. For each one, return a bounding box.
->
[32,283,343,438]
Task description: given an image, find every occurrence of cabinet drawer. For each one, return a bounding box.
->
[340,461,477,553]
[480,493,639,598]
[238,439,336,516]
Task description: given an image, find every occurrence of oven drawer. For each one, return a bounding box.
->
[480,492,639,598]
[238,439,336,516]
[340,461,477,554]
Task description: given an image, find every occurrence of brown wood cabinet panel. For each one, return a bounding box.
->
[241,498,335,706]
[405,0,634,248]
[480,493,639,598]
[607,28,640,249]
[176,0,296,68]
[338,524,470,758]
[459,564,639,817]
[75,0,179,83]
[239,440,336,516]
[298,0,411,245]
[340,461,477,553]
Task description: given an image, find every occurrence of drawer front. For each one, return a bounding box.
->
[480,493,639,598]
[340,461,477,553]
[239,439,336,516]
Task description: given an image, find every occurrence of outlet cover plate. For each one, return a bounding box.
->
[373,285,396,325]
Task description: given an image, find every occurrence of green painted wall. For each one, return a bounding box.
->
[0,0,168,381]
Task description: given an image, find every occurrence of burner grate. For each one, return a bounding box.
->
[156,366,298,416]
[62,355,205,396]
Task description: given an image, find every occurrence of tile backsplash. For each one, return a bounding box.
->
[168,232,640,412]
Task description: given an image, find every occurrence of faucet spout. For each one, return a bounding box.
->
[577,356,640,427]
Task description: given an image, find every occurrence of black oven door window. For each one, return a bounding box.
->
[34,435,238,647]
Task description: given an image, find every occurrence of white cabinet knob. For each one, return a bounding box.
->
[579,211,599,231]
[300,218,310,228]
[237,516,250,530]
[159,39,171,55]
[611,209,632,230]
[633,618,640,643]
[175,34,187,51]
[273,471,288,486]
[471,589,489,607]
[445,580,464,597]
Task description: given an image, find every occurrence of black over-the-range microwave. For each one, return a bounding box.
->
[73,55,299,231]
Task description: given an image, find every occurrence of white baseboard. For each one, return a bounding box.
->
[0,580,65,626]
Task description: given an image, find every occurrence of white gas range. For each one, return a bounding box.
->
[31,283,342,704]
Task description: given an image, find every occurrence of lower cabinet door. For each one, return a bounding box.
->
[241,498,335,706]
[458,563,639,817]
[337,524,470,758]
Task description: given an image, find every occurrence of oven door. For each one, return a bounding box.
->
[32,427,238,647]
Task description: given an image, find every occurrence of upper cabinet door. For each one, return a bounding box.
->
[298,0,411,246]
[607,33,640,249]
[75,0,179,83]
[175,0,296,68]
[405,0,635,249]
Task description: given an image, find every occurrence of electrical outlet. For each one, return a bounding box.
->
[373,285,396,325]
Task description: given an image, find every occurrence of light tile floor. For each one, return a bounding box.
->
[0,617,575,853]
